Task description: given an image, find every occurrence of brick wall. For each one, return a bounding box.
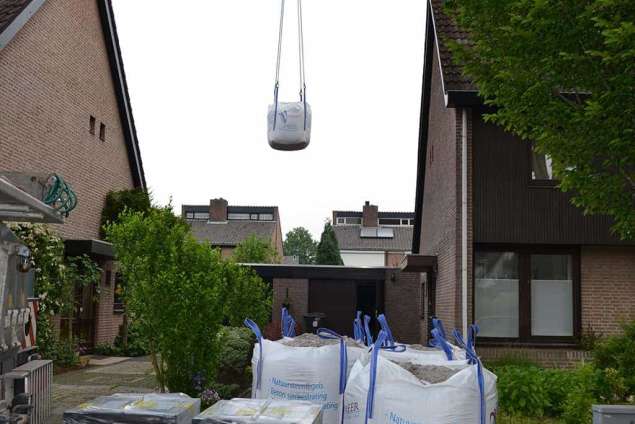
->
[94,260,124,345]
[581,246,635,336]
[419,42,460,331]
[272,278,309,332]
[0,0,137,241]
[478,346,592,369]
[384,271,423,344]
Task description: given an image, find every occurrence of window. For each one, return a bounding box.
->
[193,212,209,220]
[475,251,519,338]
[250,214,258,220]
[336,217,362,225]
[378,218,401,226]
[475,247,578,342]
[531,255,573,336]
[259,213,274,221]
[113,273,125,313]
[99,123,106,141]
[89,116,96,134]
[228,213,250,220]
[185,212,194,219]
[532,150,554,180]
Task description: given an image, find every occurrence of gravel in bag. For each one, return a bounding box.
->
[279,333,365,348]
[394,362,461,385]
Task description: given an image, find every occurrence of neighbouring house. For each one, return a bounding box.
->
[402,0,635,366]
[0,0,146,348]
[333,202,414,267]
[183,198,284,259]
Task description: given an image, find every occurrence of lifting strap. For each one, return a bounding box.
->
[273,0,307,130]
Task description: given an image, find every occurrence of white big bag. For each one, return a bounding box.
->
[245,321,363,424]
[268,0,311,151]
[344,329,498,424]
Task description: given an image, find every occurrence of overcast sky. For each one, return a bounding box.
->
[112,0,427,239]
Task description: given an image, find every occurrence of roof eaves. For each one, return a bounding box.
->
[0,0,46,50]
[97,0,146,190]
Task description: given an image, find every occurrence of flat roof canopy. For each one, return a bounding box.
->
[244,263,394,281]
[399,254,437,273]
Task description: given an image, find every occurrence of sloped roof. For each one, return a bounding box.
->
[334,226,413,252]
[0,0,146,189]
[189,220,277,247]
[0,0,30,33]
[429,0,475,92]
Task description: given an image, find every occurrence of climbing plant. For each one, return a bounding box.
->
[9,223,102,363]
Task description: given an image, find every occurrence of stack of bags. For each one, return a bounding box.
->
[245,309,498,424]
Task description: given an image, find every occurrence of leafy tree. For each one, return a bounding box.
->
[232,235,280,264]
[100,189,151,238]
[106,207,271,394]
[283,227,317,264]
[446,0,635,239]
[315,221,343,265]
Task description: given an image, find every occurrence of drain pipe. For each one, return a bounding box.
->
[461,108,468,338]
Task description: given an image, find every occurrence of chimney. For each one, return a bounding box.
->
[362,201,378,227]
[209,198,228,222]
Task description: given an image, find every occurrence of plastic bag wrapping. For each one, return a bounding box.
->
[194,399,323,424]
[63,393,201,424]
[267,102,312,151]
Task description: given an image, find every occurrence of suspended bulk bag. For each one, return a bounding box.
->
[344,331,497,424]
[245,321,364,424]
[268,0,311,151]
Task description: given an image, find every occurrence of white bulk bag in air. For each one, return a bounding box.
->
[267,0,311,151]
[268,101,311,151]
[245,321,363,424]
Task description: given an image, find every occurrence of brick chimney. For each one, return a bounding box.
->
[209,198,228,222]
[362,201,378,227]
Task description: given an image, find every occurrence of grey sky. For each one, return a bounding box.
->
[112,0,427,238]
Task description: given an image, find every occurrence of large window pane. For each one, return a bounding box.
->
[475,252,519,337]
[531,255,573,336]
[532,150,554,180]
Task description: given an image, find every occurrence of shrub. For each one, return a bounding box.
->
[494,365,549,417]
[592,321,635,402]
[106,206,271,395]
[113,320,149,357]
[561,364,598,424]
[214,327,255,399]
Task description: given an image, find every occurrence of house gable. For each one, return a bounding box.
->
[0,0,145,239]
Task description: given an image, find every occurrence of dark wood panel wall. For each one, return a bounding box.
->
[472,110,631,246]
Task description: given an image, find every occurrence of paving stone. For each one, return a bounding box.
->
[51,357,159,424]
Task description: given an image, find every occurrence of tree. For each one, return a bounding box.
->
[315,221,344,265]
[100,189,151,238]
[283,227,317,264]
[106,207,271,394]
[232,235,280,264]
[446,0,635,239]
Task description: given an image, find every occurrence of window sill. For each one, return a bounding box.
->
[529,180,559,189]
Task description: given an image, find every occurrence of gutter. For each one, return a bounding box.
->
[461,109,468,337]
[412,7,435,254]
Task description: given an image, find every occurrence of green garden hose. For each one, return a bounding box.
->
[43,174,77,217]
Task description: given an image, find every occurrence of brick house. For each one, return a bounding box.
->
[402,0,635,366]
[333,201,414,267]
[0,0,146,347]
[183,198,284,259]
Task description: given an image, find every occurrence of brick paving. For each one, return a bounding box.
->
[51,356,158,424]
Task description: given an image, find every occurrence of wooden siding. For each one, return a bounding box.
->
[472,111,632,245]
